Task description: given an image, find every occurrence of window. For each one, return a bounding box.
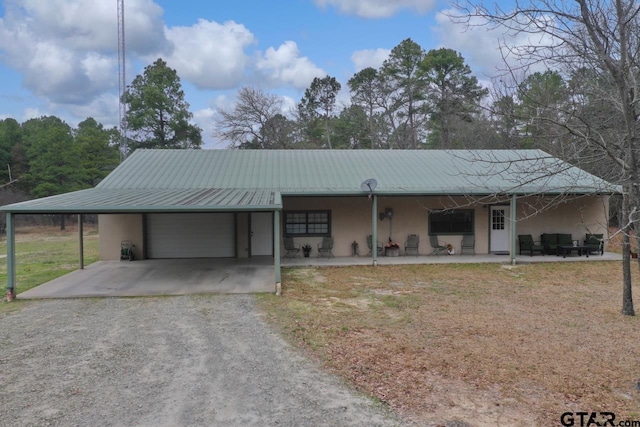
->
[492,209,505,230]
[429,209,474,235]
[284,210,331,236]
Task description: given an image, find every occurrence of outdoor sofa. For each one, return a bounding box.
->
[541,233,573,255]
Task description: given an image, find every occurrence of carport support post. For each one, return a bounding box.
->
[372,195,378,267]
[78,214,84,270]
[6,212,15,301]
[510,194,517,265]
[274,209,281,294]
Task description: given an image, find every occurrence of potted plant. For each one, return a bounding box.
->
[384,239,400,256]
[302,244,312,257]
[446,243,455,255]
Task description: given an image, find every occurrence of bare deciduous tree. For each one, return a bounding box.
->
[452,0,640,315]
[215,87,288,149]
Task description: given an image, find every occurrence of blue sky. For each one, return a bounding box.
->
[0,0,518,147]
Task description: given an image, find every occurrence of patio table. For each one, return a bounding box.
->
[557,245,590,258]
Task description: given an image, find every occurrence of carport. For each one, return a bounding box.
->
[17,258,275,298]
[2,187,284,300]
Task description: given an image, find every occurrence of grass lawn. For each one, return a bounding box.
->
[0,225,99,304]
[258,262,640,426]
[2,226,639,424]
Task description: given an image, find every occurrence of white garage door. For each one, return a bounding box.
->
[146,213,235,258]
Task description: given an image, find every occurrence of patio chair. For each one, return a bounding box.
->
[518,234,544,256]
[317,236,334,258]
[404,234,419,256]
[460,235,475,255]
[541,233,558,255]
[584,233,604,256]
[366,234,383,256]
[284,237,301,258]
[429,235,447,256]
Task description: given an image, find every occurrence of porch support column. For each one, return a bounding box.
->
[274,209,282,294]
[78,214,84,270]
[510,194,517,265]
[372,195,378,267]
[6,212,15,301]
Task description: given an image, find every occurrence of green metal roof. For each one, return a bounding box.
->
[2,188,281,213]
[97,149,615,193]
[1,149,617,213]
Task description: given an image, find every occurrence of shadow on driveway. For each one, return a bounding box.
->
[18,258,276,299]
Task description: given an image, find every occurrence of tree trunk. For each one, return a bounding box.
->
[621,192,635,316]
[324,116,332,149]
[60,214,66,231]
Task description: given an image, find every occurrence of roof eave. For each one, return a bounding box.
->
[1,203,284,214]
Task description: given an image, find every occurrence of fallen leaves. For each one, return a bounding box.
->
[259,262,640,426]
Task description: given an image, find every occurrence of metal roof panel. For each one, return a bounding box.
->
[2,188,282,213]
[2,149,618,213]
[96,149,616,194]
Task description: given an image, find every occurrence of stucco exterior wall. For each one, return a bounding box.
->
[282,194,608,256]
[97,194,609,260]
[282,196,488,256]
[515,195,610,248]
[98,214,144,260]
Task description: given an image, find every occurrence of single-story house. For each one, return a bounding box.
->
[1,149,617,297]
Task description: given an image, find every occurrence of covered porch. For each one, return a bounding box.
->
[281,251,622,267]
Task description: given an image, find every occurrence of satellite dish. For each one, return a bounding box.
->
[360,178,378,192]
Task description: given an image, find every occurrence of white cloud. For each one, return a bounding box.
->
[193,108,215,136]
[22,108,45,121]
[280,96,297,115]
[82,53,117,88]
[21,42,101,103]
[315,0,436,18]
[8,0,117,51]
[192,107,219,148]
[256,41,326,90]
[4,0,165,53]
[63,93,120,129]
[211,94,234,111]
[162,19,255,90]
[434,9,555,78]
[0,0,166,105]
[122,0,169,55]
[193,107,216,123]
[351,48,390,71]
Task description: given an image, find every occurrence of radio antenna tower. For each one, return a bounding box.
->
[117,0,127,160]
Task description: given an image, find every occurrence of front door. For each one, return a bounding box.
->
[490,206,509,253]
[251,212,273,256]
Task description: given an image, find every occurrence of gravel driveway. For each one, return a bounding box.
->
[0,295,405,427]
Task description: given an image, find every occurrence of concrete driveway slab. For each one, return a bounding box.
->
[18,258,276,299]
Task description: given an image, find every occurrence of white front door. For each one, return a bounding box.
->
[490,206,510,253]
[251,212,273,256]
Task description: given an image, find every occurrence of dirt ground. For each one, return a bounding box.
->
[0,295,405,427]
[259,262,640,426]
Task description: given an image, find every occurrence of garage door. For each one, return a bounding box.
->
[146,213,235,258]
